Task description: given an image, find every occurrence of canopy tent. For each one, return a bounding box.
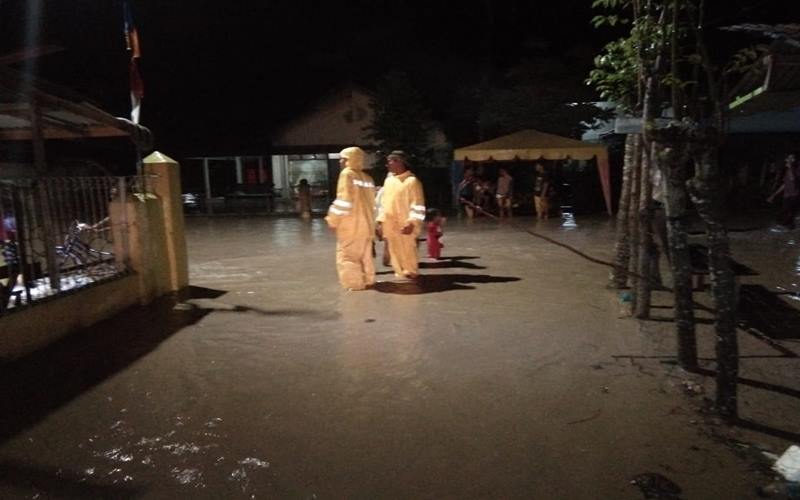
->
[453,129,612,215]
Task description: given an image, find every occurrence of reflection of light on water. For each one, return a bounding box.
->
[561,212,577,229]
[171,467,204,487]
[775,254,800,301]
[6,269,121,310]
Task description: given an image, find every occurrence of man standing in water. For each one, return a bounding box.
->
[325,146,376,290]
[496,167,514,217]
[533,163,550,220]
[376,150,426,279]
[768,152,799,229]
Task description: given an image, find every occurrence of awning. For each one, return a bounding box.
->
[0,65,152,149]
[453,129,612,215]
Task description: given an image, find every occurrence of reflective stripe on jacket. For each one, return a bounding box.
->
[376,170,425,235]
[325,167,376,240]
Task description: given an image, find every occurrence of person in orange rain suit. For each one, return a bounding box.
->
[325,146,376,291]
[376,150,425,279]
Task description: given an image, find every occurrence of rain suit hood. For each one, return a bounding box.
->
[340,146,366,171]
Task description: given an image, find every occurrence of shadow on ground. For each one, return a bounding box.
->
[375,274,521,294]
[688,244,759,283]
[419,256,487,270]
[691,368,800,442]
[0,286,225,446]
[738,284,800,341]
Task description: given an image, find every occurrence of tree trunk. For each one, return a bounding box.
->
[653,127,697,370]
[609,134,637,288]
[689,138,738,417]
[634,140,655,318]
[628,137,643,313]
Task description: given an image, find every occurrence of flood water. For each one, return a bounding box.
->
[1,213,798,499]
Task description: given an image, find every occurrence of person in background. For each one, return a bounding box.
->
[425,208,445,260]
[768,152,800,229]
[496,167,514,217]
[477,178,495,213]
[533,163,550,220]
[325,146,376,291]
[0,199,19,311]
[457,168,477,219]
[296,178,311,219]
[375,173,393,267]
[376,150,425,279]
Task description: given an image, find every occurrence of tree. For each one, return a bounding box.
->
[365,69,436,170]
[589,0,752,417]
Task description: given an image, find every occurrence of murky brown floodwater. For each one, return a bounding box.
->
[1,213,798,499]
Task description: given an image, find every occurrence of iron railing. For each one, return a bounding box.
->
[1,175,151,315]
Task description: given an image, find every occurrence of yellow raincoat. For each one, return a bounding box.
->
[376,170,425,278]
[325,147,376,290]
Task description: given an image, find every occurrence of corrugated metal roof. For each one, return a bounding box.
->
[724,24,800,114]
[0,65,151,147]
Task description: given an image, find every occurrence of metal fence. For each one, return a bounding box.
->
[1,175,151,315]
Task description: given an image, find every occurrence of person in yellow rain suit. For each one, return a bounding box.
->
[325,146,377,290]
[376,150,425,279]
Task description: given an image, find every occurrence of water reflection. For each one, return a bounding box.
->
[560,211,578,229]
[271,217,328,248]
[4,215,798,498]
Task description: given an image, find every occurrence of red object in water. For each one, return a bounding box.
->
[426,222,443,259]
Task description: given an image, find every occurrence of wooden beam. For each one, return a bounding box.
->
[0,66,133,135]
[29,101,46,175]
[0,125,128,141]
[0,105,88,134]
[0,45,63,65]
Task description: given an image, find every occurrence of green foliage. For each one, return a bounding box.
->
[724,44,769,76]
[592,14,630,28]
[587,1,678,114]
[591,0,633,9]
[586,37,639,112]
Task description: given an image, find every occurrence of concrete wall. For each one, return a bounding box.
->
[0,274,140,360]
[273,87,376,147]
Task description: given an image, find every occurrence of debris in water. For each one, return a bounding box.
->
[618,291,633,317]
[774,445,800,482]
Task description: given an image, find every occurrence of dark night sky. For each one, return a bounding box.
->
[1,0,798,154]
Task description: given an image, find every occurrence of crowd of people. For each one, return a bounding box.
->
[321,147,800,291]
[457,163,555,219]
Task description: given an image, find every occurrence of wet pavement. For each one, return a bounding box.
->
[1,213,798,499]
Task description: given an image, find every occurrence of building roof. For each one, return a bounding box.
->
[0,65,151,148]
[724,24,800,116]
[271,85,376,148]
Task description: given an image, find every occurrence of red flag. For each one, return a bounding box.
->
[123,1,143,123]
